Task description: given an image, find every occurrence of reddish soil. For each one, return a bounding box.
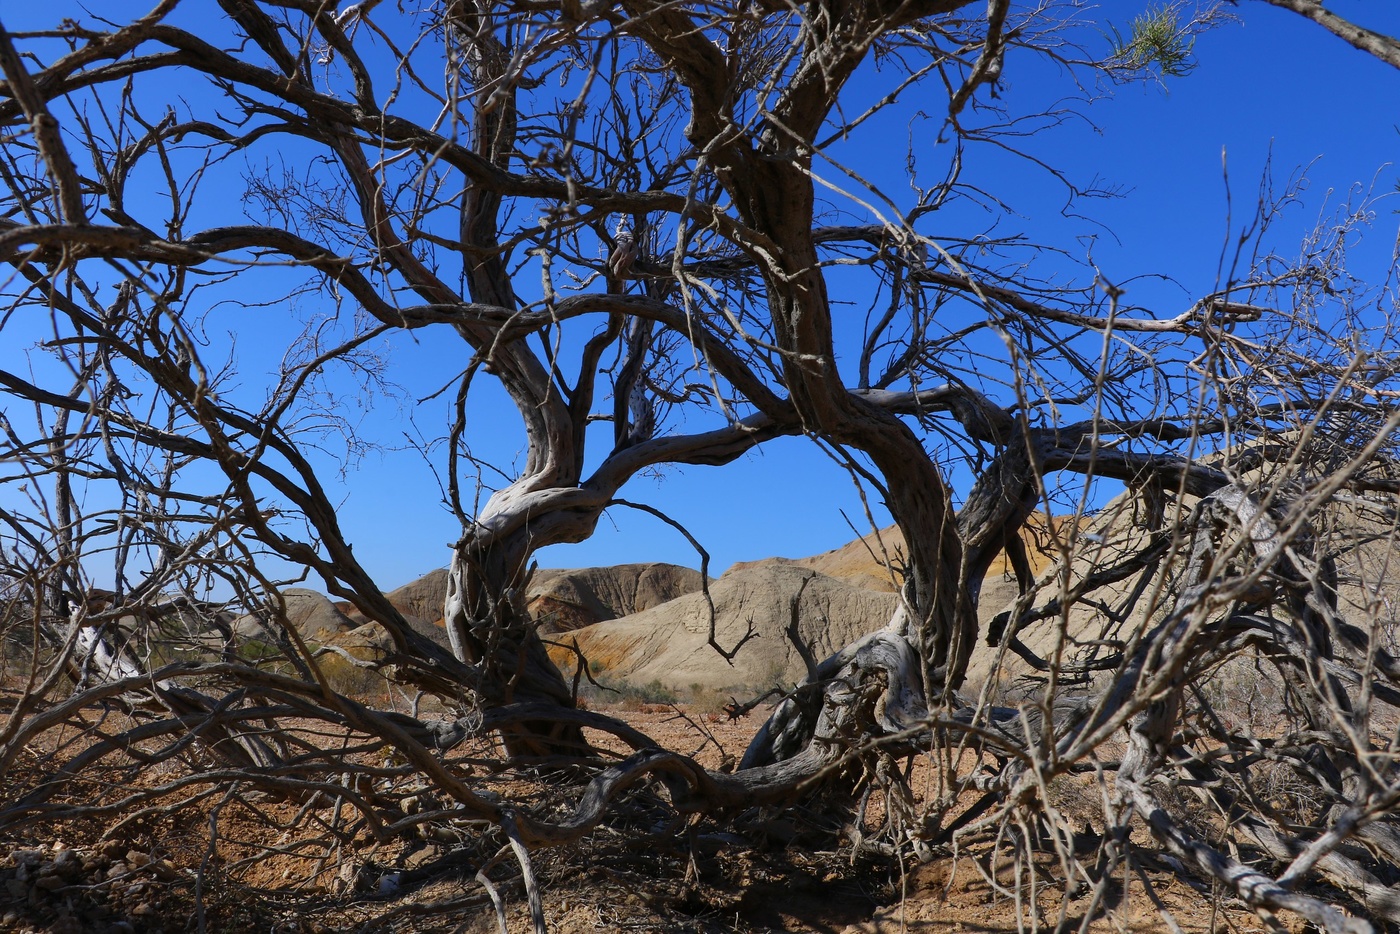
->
[0,701,1298,934]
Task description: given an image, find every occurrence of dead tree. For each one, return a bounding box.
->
[4,2,1400,932]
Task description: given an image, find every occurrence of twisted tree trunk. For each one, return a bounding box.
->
[443,525,585,757]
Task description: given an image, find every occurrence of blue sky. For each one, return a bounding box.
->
[358,1,1400,587]
[4,2,1400,594]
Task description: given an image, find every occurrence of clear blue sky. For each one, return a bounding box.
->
[4,2,1400,594]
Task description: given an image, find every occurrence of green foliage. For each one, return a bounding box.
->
[1113,4,1198,79]
[686,682,731,716]
[610,678,678,709]
[578,676,678,710]
[317,652,394,701]
[236,638,283,662]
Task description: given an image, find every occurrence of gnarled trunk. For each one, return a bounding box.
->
[443,521,585,757]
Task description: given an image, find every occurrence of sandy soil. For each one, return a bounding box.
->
[0,700,1296,934]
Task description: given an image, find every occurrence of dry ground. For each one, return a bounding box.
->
[0,700,1310,934]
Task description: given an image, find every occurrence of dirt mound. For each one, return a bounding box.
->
[527,562,704,633]
[233,587,354,642]
[554,564,901,692]
[254,579,456,701]
[711,511,1145,696]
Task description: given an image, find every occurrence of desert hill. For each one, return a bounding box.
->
[540,498,1400,698]
[554,564,903,692]
[724,526,907,592]
[332,561,703,634]
[337,570,450,630]
[552,567,1027,694]
[545,522,1062,694]
[527,562,705,632]
[253,515,1068,696]
[233,587,355,641]
[725,516,1061,592]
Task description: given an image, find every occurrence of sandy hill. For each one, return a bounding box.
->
[554,566,1027,694]
[383,568,451,624]
[550,516,1061,695]
[213,516,1066,697]
[724,527,906,592]
[527,563,705,632]
[338,570,450,629]
[233,587,355,642]
[724,515,1062,593]
[333,562,704,635]
[555,564,902,692]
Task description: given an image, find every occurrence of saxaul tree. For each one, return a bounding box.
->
[4,1,1400,931]
[1253,0,1400,68]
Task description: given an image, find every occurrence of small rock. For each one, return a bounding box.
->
[51,850,80,877]
[124,851,150,869]
[4,879,27,898]
[131,902,154,917]
[106,863,128,881]
[403,846,439,870]
[35,874,67,891]
[49,912,83,934]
